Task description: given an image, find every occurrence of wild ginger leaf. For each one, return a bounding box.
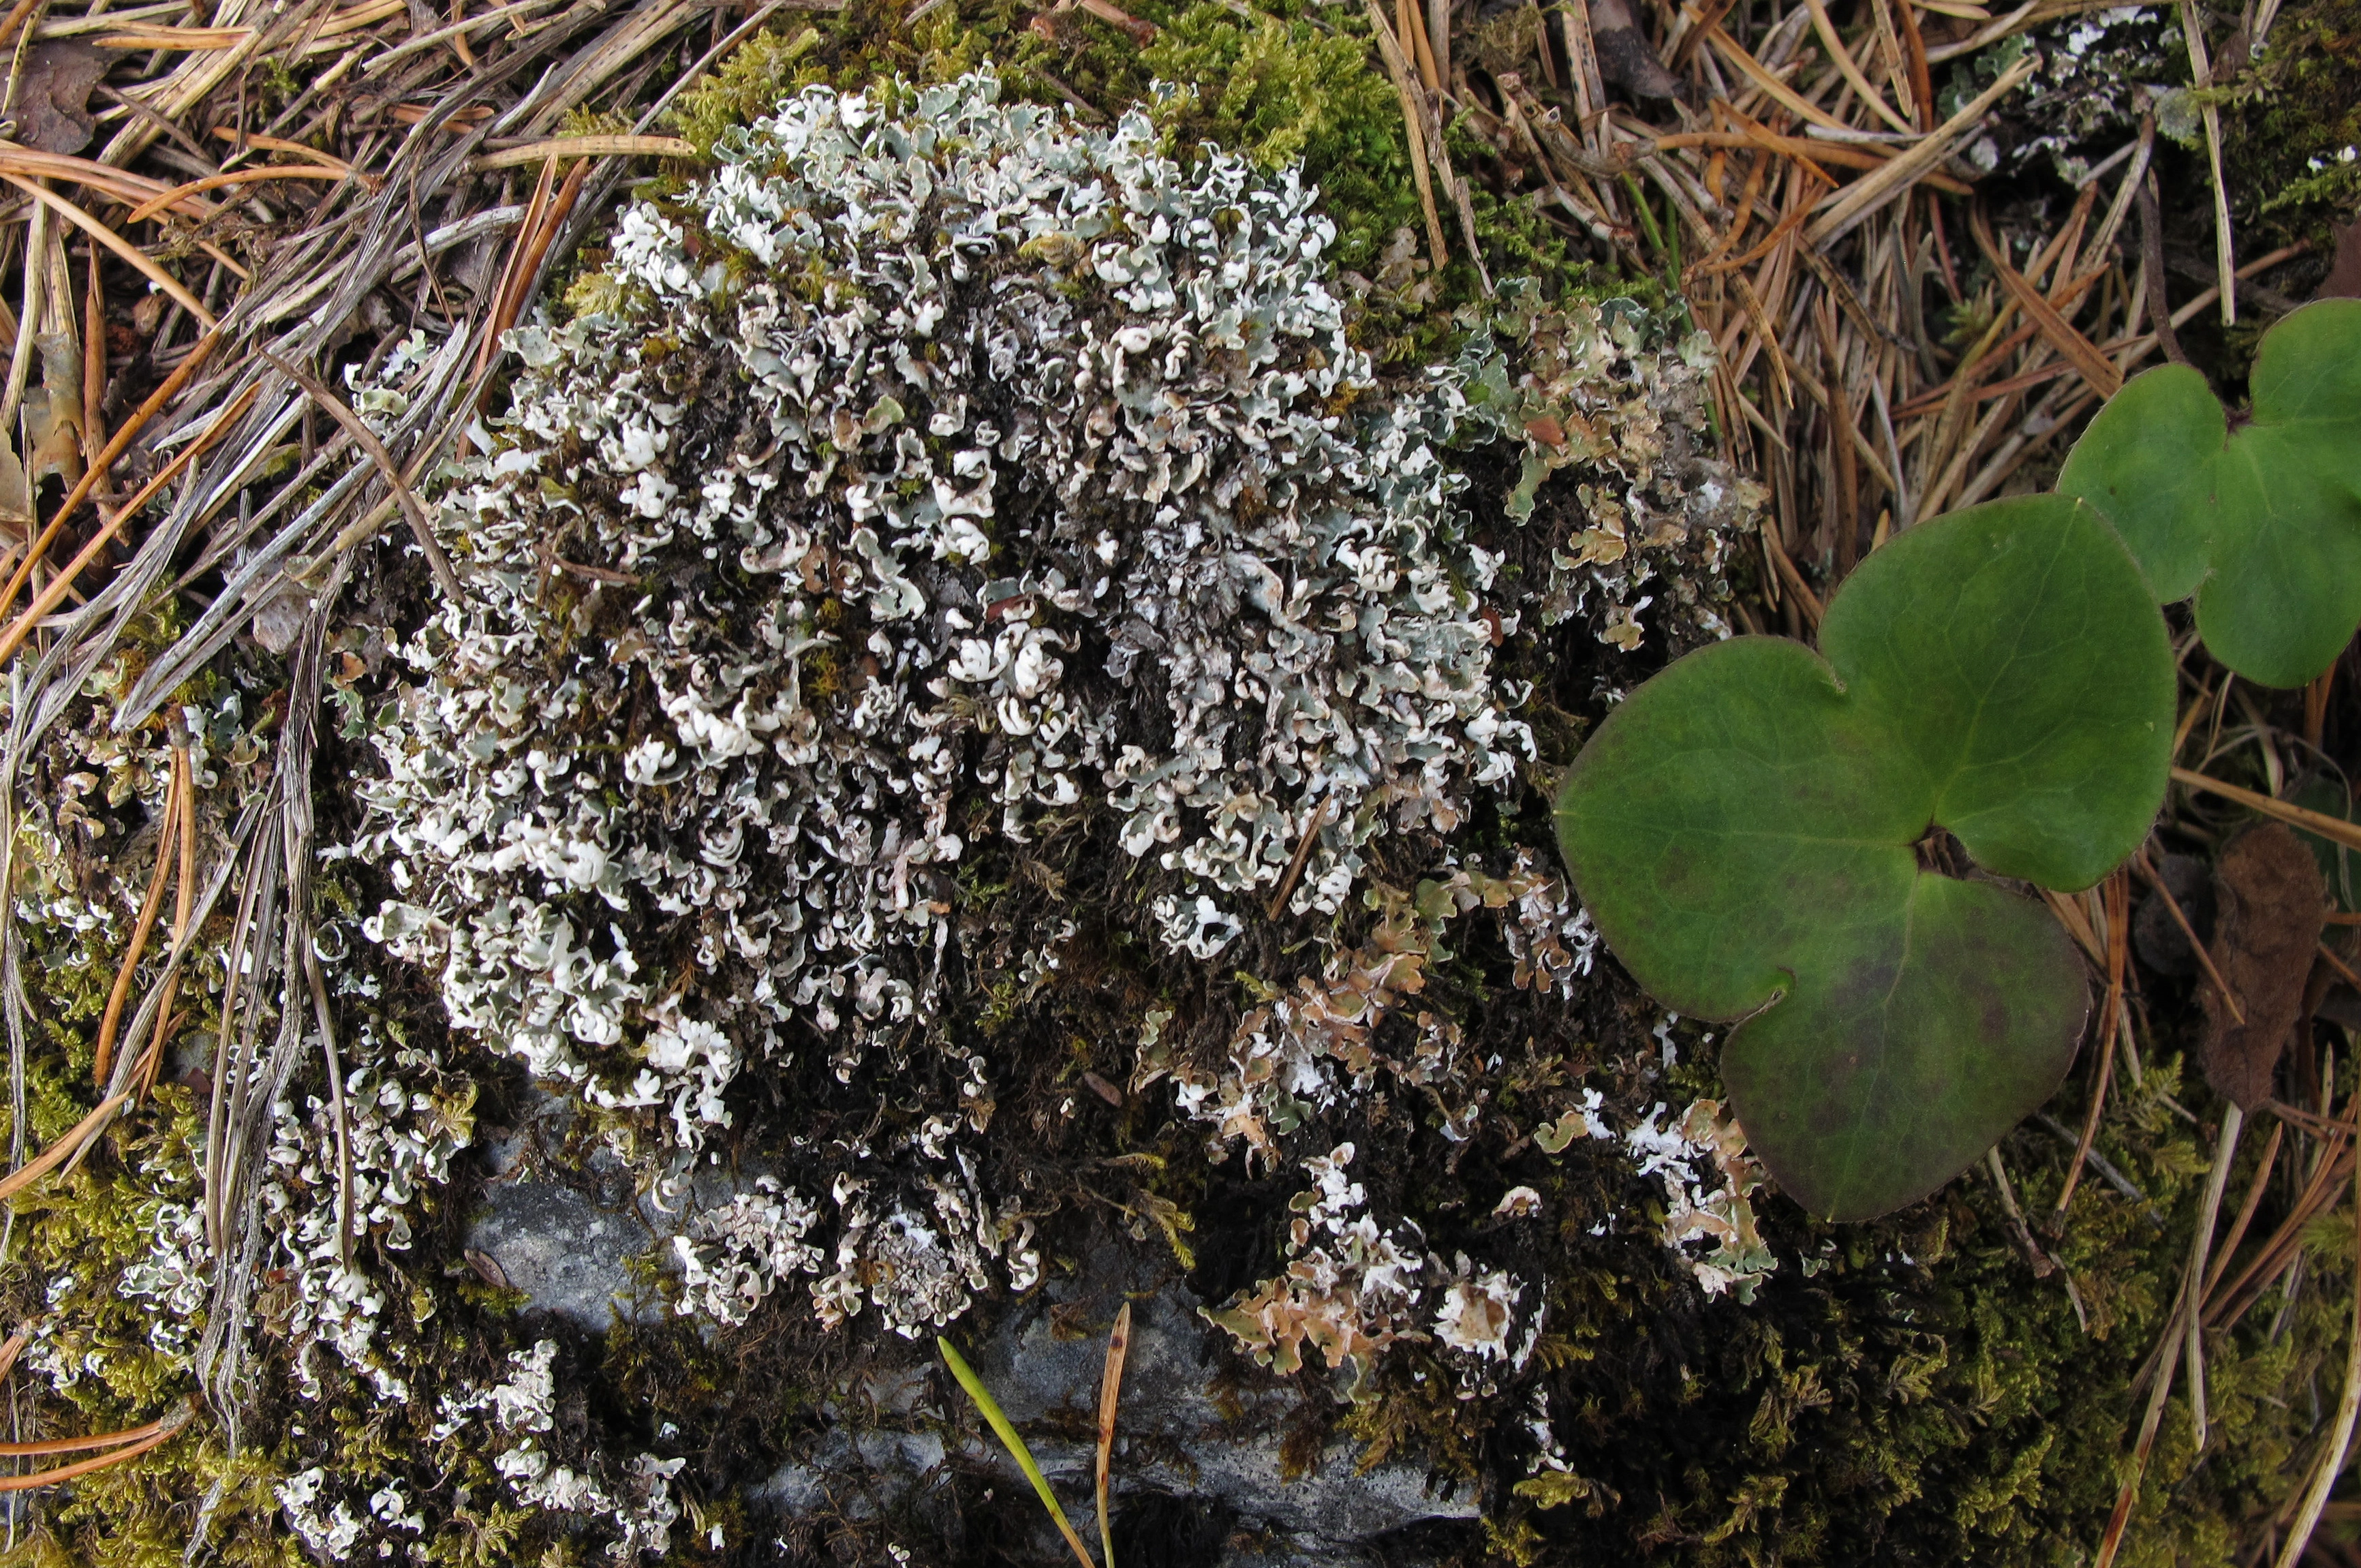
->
[2061,299,2361,688]
[2055,363,2221,604]
[1556,495,2174,1220]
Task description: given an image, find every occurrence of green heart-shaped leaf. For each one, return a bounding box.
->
[2052,363,2221,603]
[2061,300,2361,688]
[1556,495,2174,1220]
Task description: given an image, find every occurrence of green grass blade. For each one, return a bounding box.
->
[938,1336,1100,1568]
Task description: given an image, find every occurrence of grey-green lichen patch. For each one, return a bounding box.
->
[349,68,1757,1388]
[0,619,706,1565]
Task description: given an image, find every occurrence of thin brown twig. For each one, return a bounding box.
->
[261,351,462,600]
[134,744,196,1098]
[2177,767,2361,855]
[1266,798,1331,921]
[2133,849,2246,1026]
[2136,159,2185,365]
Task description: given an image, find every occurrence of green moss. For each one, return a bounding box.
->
[1141,5,1421,276]
[667,0,1652,312]
[670,23,826,155]
[1302,1014,2356,1567]
[2220,0,2361,264]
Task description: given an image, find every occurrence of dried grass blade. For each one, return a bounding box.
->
[517,0,700,137]
[2052,867,2127,1220]
[485,156,591,356]
[2183,1107,2244,1449]
[91,768,179,1086]
[1802,0,1915,134]
[2041,884,2107,966]
[2202,1118,2282,1300]
[2095,1293,2178,1568]
[2175,767,2361,855]
[1697,157,1827,277]
[1559,4,1607,157]
[80,247,104,477]
[1706,24,1857,136]
[0,1092,129,1203]
[136,745,196,1097]
[124,164,360,224]
[2208,1125,2354,1329]
[472,134,693,171]
[2270,1147,2361,1566]
[477,155,559,380]
[97,11,271,164]
[2175,0,2234,325]
[0,178,213,326]
[0,151,215,217]
[1971,210,2122,397]
[91,24,256,48]
[209,127,356,172]
[1868,0,1916,118]
[1806,55,2037,249]
[1096,1301,1131,1568]
[1362,0,1447,269]
[1399,0,1438,91]
[302,933,354,1265]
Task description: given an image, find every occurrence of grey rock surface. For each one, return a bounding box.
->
[465,1176,660,1329]
[469,1100,1475,1561]
[464,1086,668,1327]
[755,1252,1478,1565]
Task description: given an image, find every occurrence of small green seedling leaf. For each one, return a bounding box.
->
[1557,495,2174,1220]
[2062,299,2361,688]
[938,1337,1100,1568]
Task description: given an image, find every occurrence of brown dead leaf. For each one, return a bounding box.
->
[2320,219,2361,302]
[12,44,109,155]
[2200,823,2328,1109]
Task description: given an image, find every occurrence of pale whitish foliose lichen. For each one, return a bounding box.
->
[344,67,1759,1392]
[10,666,699,1561]
[0,66,1774,1565]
